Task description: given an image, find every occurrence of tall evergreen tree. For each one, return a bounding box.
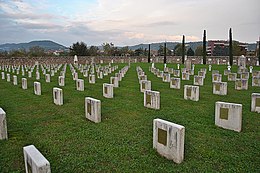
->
[164,42,167,64]
[229,28,233,66]
[203,30,207,64]
[182,35,185,64]
[258,37,260,63]
[148,44,151,63]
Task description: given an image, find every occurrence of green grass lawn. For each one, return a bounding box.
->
[0,63,260,172]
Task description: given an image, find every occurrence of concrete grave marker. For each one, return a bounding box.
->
[45,74,50,83]
[162,73,171,82]
[89,74,95,84]
[7,74,10,82]
[110,77,119,87]
[153,119,185,164]
[215,101,242,132]
[212,74,222,82]
[22,78,27,89]
[103,83,113,98]
[144,90,160,109]
[34,82,41,95]
[0,108,7,140]
[170,78,181,89]
[228,73,237,81]
[1,72,4,80]
[13,75,18,85]
[184,85,199,101]
[76,79,84,91]
[85,97,101,123]
[252,77,260,86]
[251,93,260,113]
[140,80,151,92]
[193,75,204,86]
[23,145,51,173]
[182,72,189,81]
[53,87,63,105]
[213,82,227,95]
[235,79,248,90]
[58,76,65,86]
[173,70,180,77]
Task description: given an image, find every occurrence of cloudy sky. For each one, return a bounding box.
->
[0,0,259,47]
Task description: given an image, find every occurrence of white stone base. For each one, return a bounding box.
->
[85,97,101,123]
[144,90,160,109]
[23,145,51,173]
[53,87,63,105]
[0,108,7,140]
[153,118,185,164]
[215,101,242,132]
[184,85,199,101]
[251,93,260,113]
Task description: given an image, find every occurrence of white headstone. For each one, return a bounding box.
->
[45,74,50,83]
[140,80,151,92]
[1,72,5,80]
[34,82,41,95]
[13,75,17,85]
[0,108,7,140]
[22,78,27,90]
[193,76,204,86]
[23,145,51,173]
[184,85,199,101]
[85,97,101,123]
[153,118,185,164]
[215,101,242,132]
[170,78,181,89]
[110,77,119,87]
[58,76,65,86]
[208,65,212,72]
[103,83,114,98]
[53,87,63,105]
[252,77,260,86]
[76,79,84,91]
[213,82,227,95]
[89,74,95,84]
[177,64,180,70]
[144,90,160,110]
[235,79,248,90]
[6,74,10,82]
[249,66,253,73]
[251,93,260,113]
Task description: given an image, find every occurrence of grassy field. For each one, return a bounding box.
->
[0,62,260,172]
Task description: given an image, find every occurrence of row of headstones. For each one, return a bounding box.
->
[0,65,130,172]
[1,95,259,172]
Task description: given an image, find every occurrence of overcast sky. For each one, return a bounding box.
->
[0,0,259,47]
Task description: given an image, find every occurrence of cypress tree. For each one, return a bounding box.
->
[148,44,151,63]
[258,37,260,63]
[229,28,233,66]
[164,42,167,64]
[203,30,207,64]
[182,35,185,64]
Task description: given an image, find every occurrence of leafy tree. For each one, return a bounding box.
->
[229,28,233,66]
[120,46,130,56]
[164,42,167,63]
[232,41,246,56]
[182,35,185,64]
[70,42,88,56]
[134,47,145,56]
[203,30,207,64]
[28,46,45,57]
[174,43,182,56]
[88,46,99,56]
[187,47,195,56]
[213,45,229,56]
[102,42,115,55]
[195,45,203,56]
[9,49,27,57]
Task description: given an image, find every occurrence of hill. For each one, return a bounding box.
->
[0,40,67,52]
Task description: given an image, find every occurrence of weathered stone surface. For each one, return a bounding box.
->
[53,87,63,105]
[170,78,181,89]
[251,93,260,113]
[0,108,7,140]
[184,85,199,101]
[140,80,151,93]
[22,78,27,89]
[153,119,185,164]
[76,79,84,91]
[34,82,41,95]
[103,83,113,98]
[193,75,204,86]
[23,145,51,173]
[144,90,160,110]
[215,101,242,132]
[213,82,227,95]
[85,97,101,123]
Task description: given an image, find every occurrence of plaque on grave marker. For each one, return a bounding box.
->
[158,128,167,146]
[187,88,191,97]
[146,94,151,106]
[256,98,260,107]
[142,83,145,89]
[105,86,108,94]
[215,83,220,91]
[87,102,91,116]
[172,80,176,86]
[220,108,229,120]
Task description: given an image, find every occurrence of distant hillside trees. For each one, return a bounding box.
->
[70,42,88,56]
[195,45,203,56]
[187,47,195,56]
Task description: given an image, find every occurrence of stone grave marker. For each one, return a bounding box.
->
[249,66,253,73]
[13,75,18,85]
[184,85,199,101]
[58,76,65,86]
[228,73,237,81]
[251,93,260,113]
[110,77,119,87]
[34,82,41,95]
[212,74,222,82]
[45,74,50,83]
[252,77,260,86]
[162,73,171,82]
[23,145,51,173]
[170,78,181,89]
[89,74,95,84]
[1,72,4,80]
[140,80,151,93]
[0,108,7,140]
[193,75,204,86]
[144,90,160,110]
[73,72,78,81]
[213,82,227,95]
[85,97,101,123]
[240,72,249,79]
[215,101,242,132]
[36,72,40,80]
[103,83,114,98]
[209,65,212,72]
[76,79,84,91]
[22,78,27,89]
[173,70,180,77]
[53,87,63,105]
[235,79,248,90]
[181,72,189,81]
[153,118,185,164]
[7,73,10,82]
